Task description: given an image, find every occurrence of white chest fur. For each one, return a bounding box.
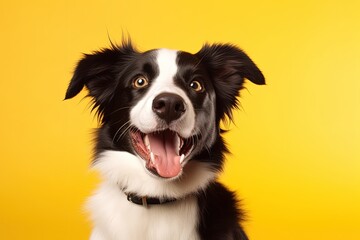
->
[87,183,200,240]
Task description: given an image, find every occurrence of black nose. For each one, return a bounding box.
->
[152,93,186,124]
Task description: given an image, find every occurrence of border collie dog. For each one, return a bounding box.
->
[65,40,265,240]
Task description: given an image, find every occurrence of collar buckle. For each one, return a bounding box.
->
[141,197,148,207]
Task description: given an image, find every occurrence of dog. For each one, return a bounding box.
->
[65,40,265,240]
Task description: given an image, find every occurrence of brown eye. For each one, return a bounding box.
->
[133,76,149,89]
[189,80,204,92]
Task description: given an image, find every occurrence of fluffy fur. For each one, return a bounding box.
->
[66,40,265,240]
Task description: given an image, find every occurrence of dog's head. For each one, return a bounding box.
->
[66,41,264,188]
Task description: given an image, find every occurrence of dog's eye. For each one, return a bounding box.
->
[133,76,149,89]
[189,80,204,92]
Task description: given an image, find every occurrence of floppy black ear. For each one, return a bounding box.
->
[196,44,265,120]
[65,42,137,102]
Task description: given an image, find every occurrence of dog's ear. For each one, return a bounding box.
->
[65,42,136,102]
[196,44,265,120]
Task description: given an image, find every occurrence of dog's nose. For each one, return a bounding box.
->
[152,93,186,124]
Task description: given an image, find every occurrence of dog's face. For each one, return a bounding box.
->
[127,49,218,179]
[66,41,264,184]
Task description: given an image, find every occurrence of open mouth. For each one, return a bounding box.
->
[130,129,194,179]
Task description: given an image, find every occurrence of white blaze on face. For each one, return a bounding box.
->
[130,49,195,138]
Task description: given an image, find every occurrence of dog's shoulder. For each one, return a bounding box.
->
[197,181,248,240]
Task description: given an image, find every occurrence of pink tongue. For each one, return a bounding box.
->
[148,131,181,178]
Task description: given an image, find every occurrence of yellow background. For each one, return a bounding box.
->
[1,0,359,239]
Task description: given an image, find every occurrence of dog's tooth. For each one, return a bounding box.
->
[180,138,184,149]
[150,152,155,164]
[175,135,180,155]
[144,135,151,150]
[176,135,183,155]
[180,154,185,163]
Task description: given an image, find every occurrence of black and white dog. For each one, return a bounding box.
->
[65,40,265,240]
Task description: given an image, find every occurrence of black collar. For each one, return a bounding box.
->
[125,192,177,207]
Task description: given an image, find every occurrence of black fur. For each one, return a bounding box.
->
[66,40,264,239]
[198,182,248,240]
[66,41,160,157]
[196,44,265,121]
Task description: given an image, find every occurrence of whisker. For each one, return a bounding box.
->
[116,124,134,143]
[112,120,131,143]
[110,106,131,115]
[204,143,211,156]
[193,127,212,156]
[194,52,205,68]
[109,119,128,127]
